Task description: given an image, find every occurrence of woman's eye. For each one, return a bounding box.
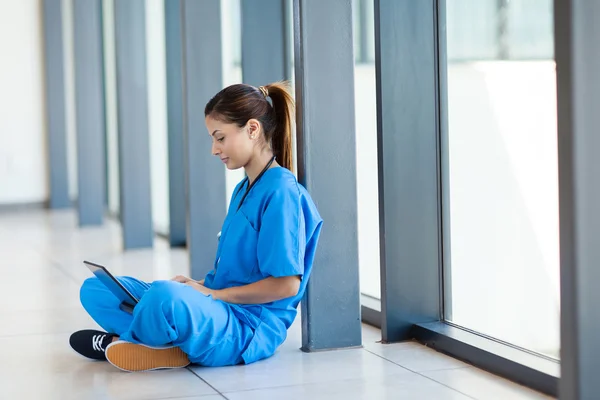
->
[217,137,225,143]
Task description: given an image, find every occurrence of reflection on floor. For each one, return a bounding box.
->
[0,209,553,399]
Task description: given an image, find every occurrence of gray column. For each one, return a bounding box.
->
[555,1,600,399]
[293,0,362,351]
[73,0,106,225]
[374,0,441,342]
[114,0,153,249]
[164,0,186,247]
[241,0,288,86]
[181,0,227,279]
[43,0,70,209]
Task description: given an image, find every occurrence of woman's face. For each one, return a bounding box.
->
[205,115,257,170]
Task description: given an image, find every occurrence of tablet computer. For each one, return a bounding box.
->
[83,260,139,313]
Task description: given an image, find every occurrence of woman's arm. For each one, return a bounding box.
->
[185,276,301,304]
[171,275,204,285]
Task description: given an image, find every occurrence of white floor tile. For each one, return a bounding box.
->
[423,367,553,400]
[0,276,82,311]
[364,340,470,372]
[155,396,224,400]
[224,373,472,400]
[276,310,377,354]
[362,323,382,344]
[59,244,190,284]
[0,307,98,336]
[191,347,411,393]
[0,333,217,400]
[0,210,556,400]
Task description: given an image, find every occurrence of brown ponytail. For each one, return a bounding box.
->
[204,81,295,173]
[262,81,294,172]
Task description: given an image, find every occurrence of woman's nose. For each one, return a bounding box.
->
[212,142,220,156]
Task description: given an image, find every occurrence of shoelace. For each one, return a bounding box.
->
[92,334,106,352]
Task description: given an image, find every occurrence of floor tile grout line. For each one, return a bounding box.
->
[362,346,471,373]
[212,374,417,396]
[0,330,84,339]
[13,233,87,286]
[363,348,479,400]
[152,394,227,400]
[4,211,183,289]
[5,218,123,286]
[186,367,229,399]
[46,257,85,284]
[202,365,474,397]
[361,346,470,373]
[10,234,81,285]
[44,247,127,283]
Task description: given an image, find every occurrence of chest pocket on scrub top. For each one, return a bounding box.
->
[218,211,259,284]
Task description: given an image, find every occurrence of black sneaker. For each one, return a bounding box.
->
[69,330,118,360]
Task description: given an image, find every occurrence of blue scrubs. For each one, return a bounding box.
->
[80,167,323,366]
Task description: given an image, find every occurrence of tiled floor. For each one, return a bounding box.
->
[0,209,554,399]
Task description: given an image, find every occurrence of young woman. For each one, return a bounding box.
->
[69,81,323,372]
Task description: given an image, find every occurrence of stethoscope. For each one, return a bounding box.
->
[234,155,277,212]
[217,155,276,242]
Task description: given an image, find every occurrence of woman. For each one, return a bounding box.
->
[69,81,323,372]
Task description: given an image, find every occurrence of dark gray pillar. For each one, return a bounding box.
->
[293,0,362,351]
[555,1,600,399]
[73,0,106,225]
[241,0,288,86]
[181,0,227,279]
[114,0,153,249]
[374,0,441,342]
[164,0,186,247]
[43,0,70,209]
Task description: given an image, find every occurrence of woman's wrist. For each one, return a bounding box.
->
[212,288,226,302]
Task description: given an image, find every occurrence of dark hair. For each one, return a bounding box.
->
[204,81,295,172]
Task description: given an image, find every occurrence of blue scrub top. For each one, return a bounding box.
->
[203,167,323,363]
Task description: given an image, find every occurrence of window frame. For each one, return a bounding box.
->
[365,0,561,396]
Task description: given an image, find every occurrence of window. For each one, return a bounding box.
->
[443,0,559,359]
[353,0,380,301]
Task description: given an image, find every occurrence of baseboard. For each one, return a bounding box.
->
[0,199,81,214]
[0,201,49,213]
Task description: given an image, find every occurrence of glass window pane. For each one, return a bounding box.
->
[221,0,245,207]
[444,0,560,359]
[101,0,120,216]
[146,0,170,235]
[353,0,380,299]
[64,0,79,205]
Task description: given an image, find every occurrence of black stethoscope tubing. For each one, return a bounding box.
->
[235,155,277,212]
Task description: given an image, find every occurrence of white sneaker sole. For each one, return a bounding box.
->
[105,340,190,372]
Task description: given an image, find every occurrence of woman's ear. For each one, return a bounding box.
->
[246,119,260,139]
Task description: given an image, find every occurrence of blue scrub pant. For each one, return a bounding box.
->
[80,277,256,367]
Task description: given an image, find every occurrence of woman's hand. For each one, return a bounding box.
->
[171,275,205,285]
[171,275,191,283]
[171,275,300,304]
[184,280,219,299]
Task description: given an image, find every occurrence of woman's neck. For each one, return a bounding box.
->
[245,151,276,185]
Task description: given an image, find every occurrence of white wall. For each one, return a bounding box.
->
[0,1,48,204]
